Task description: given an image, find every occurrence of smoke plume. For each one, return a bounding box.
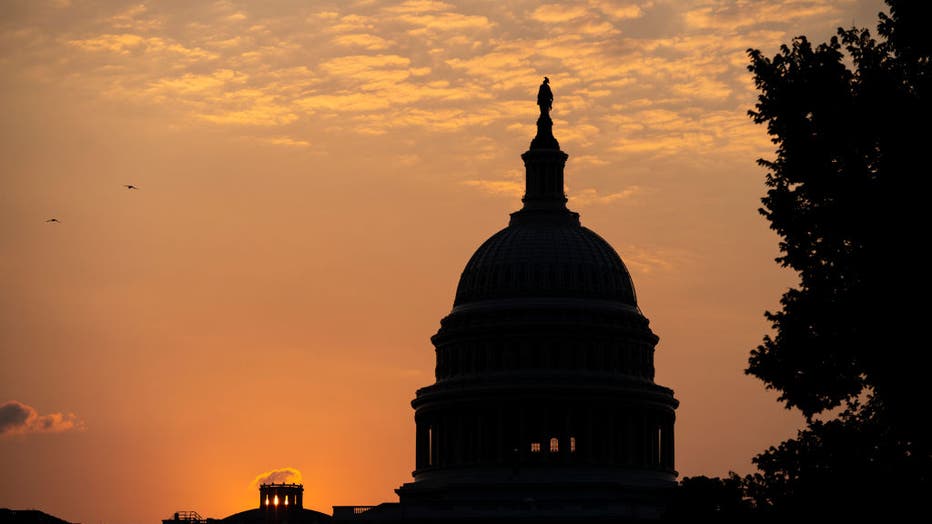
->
[252,467,303,487]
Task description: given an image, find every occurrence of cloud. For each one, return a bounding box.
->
[108,4,162,32]
[14,0,842,156]
[318,54,415,89]
[576,20,621,36]
[569,185,641,206]
[68,34,216,60]
[255,135,311,148]
[617,244,695,275]
[590,0,647,20]
[332,33,393,50]
[0,400,84,437]
[396,153,421,166]
[252,467,303,487]
[148,69,248,95]
[462,179,523,198]
[295,92,392,113]
[322,14,375,33]
[68,33,145,53]
[206,36,245,49]
[382,1,454,14]
[198,103,298,126]
[444,46,528,78]
[606,107,771,160]
[683,0,841,31]
[394,6,494,37]
[572,154,609,166]
[531,4,590,23]
[554,121,601,147]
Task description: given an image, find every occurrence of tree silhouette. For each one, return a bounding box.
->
[663,476,752,522]
[745,0,929,516]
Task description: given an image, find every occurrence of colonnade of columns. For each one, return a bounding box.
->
[414,401,675,475]
[258,483,303,510]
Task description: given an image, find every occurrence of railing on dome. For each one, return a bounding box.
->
[260,482,303,488]
[331,506,375,518]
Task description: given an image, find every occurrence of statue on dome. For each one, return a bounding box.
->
[537,77,553,115]
[530,76,559,150]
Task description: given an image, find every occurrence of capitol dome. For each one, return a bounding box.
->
[395,79,678,522]
[454,217,638,306]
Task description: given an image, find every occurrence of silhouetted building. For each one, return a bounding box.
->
[162,511,221,524]
[1,509,75,524]
[165,484,329,524]
[334,82,679,522]
[259,484,304,511]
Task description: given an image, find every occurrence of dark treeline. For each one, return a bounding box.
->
[667,0,930,520]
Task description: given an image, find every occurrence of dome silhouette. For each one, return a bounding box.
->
[393,80,678,522]
[454,218,638,306]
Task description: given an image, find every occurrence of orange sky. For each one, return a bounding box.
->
[0,1,884,523]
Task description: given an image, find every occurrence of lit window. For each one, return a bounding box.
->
[550,437,559,453]
[273,495,279,507]
[265,495,270,506]
[570,436,576,453]
[284,495,289,506]
[531,442,541,452]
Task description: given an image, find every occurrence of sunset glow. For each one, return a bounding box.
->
[0,1,885,524]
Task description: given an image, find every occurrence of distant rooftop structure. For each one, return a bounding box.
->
[259,483,304,510]
[225,482,328,524]
[162,510,219,524]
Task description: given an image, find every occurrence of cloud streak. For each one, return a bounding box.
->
[569,185,641,206]
[618,244,695,275]
[0,400,84,437]
[1,0,858,193]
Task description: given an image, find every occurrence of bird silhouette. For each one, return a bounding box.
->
[46,218,60,223]
[124,184,139,190]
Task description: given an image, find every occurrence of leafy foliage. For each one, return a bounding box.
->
[744,0,930,514]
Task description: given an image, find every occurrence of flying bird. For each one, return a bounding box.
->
[45,218,60,223]
[124,184,139,190]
